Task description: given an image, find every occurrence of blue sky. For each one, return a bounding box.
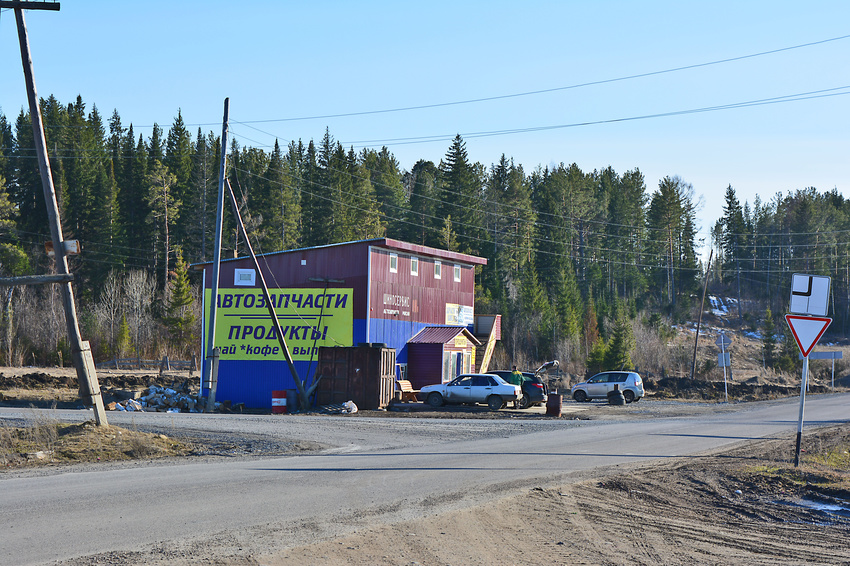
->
[1,1,848,255]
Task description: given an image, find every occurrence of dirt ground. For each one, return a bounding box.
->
[3,365,850,565]
[265,428,850,566]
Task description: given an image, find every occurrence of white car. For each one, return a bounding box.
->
[420,373,521,411]
[571,371,645,403]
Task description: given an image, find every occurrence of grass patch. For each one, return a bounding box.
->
[0,413,196,469]
[740,432,850,498]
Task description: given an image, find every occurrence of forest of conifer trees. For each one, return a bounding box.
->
[1,96,848,375]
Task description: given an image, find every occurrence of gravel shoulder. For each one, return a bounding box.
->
[2,368,849,565]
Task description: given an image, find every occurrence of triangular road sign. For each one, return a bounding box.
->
[785,315,832,357]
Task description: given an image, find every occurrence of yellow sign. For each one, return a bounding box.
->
[454,335,467,348]
[205,288,353,360]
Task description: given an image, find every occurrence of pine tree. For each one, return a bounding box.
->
[554,263,582,340]
[586,337,607,375]
[257,139,299,252]
[603,305,635,370]
[401,160,438,246]
[300,140,321,246]
[87,105,123,283]
[163,249,195,355]
[607,168,647,299]
[362,146,406,237]
[719,184,747,285]
[0,172,28,276]
[646,176,699,314]
[184,128,218,262]
[582,295,600,358]
[145,161,179,289]
[437,135,483,256]
[761,307,777,368]
[10,109,46,239]
[165,110,194,245]
[439,215,458,252]
[347,147,383,239]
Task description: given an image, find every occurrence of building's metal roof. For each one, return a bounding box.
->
[407,326,481,346]
[190,238,487,269]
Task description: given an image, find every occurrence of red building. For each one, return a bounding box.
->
[196,238,500,408]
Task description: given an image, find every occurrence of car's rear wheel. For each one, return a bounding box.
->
[427,392,444,408]
[573,390,588,403]
[487,395,504,411]
[517,393,531,409]
[623,390,635,403]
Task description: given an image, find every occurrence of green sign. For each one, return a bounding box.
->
[205,288,353,360]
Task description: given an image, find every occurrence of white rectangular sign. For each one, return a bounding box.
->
[789,273,830,316]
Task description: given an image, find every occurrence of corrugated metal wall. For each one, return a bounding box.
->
[408,343,443,389]
[198,239,486,408]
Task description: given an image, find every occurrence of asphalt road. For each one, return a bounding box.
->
[2,393,849,565]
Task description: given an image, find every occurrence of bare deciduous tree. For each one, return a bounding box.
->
[93,270,124,356]
[124,270,157,358]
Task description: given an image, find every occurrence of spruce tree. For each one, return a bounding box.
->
[603,305,635,371]
[163,249,195,355]
[347,147,383,239]
[362,147,406,238]
[401,160,438,246]
[145,161,179,289]
[762,307,777,368]
[437,135,483,256]
[165,110,193,245]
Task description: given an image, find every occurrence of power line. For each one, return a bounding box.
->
[235,34,850,125]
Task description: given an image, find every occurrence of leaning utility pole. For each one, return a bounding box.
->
[7,1,108,426]
[204,98,229,412]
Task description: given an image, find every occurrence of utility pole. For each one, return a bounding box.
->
[690,249,712,380]
[8,1,108,426]
[204,98,229,412]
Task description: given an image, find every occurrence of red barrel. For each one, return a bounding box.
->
[546,392,562,417]
[272,390,288,414]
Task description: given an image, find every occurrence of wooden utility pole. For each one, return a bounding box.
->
[9,1,108,426]
[690,249,712,380]
[204,98,229,412]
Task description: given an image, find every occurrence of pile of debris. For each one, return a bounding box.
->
[105,382,205,413]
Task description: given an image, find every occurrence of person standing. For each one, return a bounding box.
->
[509,365,522,385]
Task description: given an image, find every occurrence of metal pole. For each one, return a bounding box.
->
[721,340,728,403]
[204,98,229,412]
[691,249,712,379]
[15,8,107,426]
[794,356,809,467]
[225,179,307,409]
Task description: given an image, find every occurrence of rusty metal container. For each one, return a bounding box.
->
[314,345,396,410]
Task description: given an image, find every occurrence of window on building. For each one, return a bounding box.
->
[411,257,418,276]
[234,268,256,286]
[389,253,398,273]
[454,264,461,282]
[434,260,442,279]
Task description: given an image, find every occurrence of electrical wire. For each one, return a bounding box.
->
[235,34,850,125]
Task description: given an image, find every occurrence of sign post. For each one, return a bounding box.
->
[715,333,732,402]
[786,273,832,467]
[801,351,843,390]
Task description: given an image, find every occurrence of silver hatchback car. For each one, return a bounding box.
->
[571,371,644,403]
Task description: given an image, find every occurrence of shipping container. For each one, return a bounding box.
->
[314,345,396,410]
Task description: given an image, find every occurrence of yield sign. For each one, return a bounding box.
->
[785,315,832,357]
